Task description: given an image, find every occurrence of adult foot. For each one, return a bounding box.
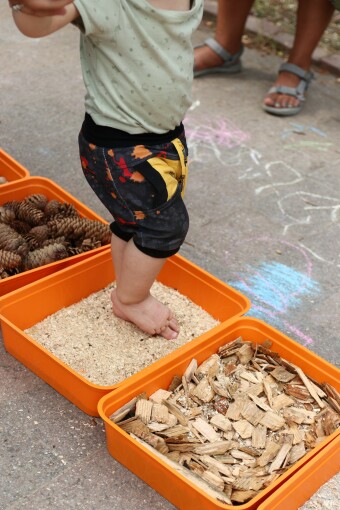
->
[263,70,304,110]
[194,44,225,74]
[111,289,180,340]
[194,39,243,76]
[263,63,314,116]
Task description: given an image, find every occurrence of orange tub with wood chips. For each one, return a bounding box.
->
[98,317,340,510]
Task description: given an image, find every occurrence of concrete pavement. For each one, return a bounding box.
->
[0,4,339,509]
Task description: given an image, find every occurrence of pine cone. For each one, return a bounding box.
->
[41,236,67,247]
[82,238,101,250]
[47,217,110,244]
[3,200,21,214]
[24,193,49,211]
[54,203,79,219]
[47,217,86,239]
[0,223,28,256]
[0,249,22,270]
[16,201,45,226]
[0,206,16,224]
[25,225,50,249]
[83,220,111,244]
[9,219,32,235]
[44,199,62,218]
[24,243,69,270]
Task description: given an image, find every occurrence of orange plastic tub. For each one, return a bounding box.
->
[0,176,109,296]
[258,436,340,510]
[0,249,250,416]
[0,148,30,186]
[98,317,340,510]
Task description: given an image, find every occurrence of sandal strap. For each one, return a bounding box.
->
[279,62,314,84]
[268,62,315,101]
[268,84,307,101]
[204,38,243,64]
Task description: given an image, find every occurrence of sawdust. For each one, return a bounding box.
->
[25,281,219,386]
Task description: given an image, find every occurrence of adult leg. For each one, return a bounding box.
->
[111,239,180,340]
[264,0,335,112]
[194,0,254,73]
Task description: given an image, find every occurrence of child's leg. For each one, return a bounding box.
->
[111,238,179,340]
[110,233,127,286]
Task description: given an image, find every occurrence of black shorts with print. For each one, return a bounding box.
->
[78,114,189,258]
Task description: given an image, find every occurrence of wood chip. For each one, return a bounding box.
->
[183,358,198,382]
[168,375,182,393]
[283,407,316,425]
[191,377,215,403]
[135,399,153,424]
[260,411,286,431]
[192,417,221,443]
[252,424,267,449]
[231,490,258,503]
[257,441,282,466]
[109,393,146,423]
[232,420,254,439]
[272,394,295,411]
[237,343,254,365]
[193,441,232,456]
[163,400,188,426]
[151,403,169,424]
[270,366,296,383]
[241,401,265,426]
[291,365,325,408]
[149,389,172,404]
[269,437,293,472]
[287,442,306,465]
[200,455,233,477]
[210,413,232,432]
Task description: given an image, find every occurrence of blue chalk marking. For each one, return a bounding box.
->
[230,262,320,317]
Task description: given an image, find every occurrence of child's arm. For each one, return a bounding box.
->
[9,0,72,16]
[12,2,79,37]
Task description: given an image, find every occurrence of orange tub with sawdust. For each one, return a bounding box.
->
[0,176,109,296]
[258,435,339,510]
[0,148,30,185]
[98,317,340,510]
[0,249,250,416]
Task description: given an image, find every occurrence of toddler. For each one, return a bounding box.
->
[11,0,203,340]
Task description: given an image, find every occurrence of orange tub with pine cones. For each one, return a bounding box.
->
[0,176,110,296]
[97,317,340,510]
[0,148,30,186]
[0,249,250,416]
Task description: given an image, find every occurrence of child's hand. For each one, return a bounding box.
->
[9,0,72,16]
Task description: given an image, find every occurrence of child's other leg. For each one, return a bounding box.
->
[111,238,179,340]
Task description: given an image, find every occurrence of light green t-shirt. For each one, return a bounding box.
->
[73,0,203,134]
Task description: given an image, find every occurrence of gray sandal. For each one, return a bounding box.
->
[194,38,243,77]
[263,62,314,117]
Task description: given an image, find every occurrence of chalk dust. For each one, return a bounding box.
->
[25,281,219,386]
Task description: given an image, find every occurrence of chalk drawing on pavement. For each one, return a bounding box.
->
[225,237,320,346]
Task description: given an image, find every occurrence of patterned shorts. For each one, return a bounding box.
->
[78,130,189,258]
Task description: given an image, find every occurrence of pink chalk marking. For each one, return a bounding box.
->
[185,119,250,149]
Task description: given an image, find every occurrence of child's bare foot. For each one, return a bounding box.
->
[111,289,180,340]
